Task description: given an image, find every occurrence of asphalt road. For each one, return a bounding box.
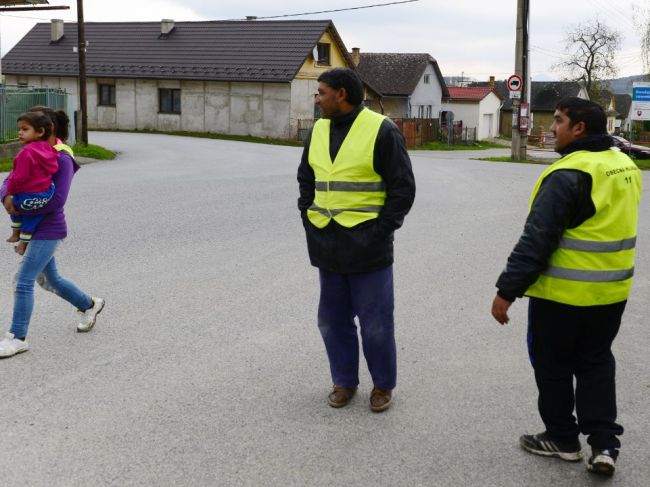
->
[1,132,649,486]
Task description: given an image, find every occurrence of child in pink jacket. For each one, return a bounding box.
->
[6,111,59,255]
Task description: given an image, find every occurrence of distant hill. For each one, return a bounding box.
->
[607,74,649,94]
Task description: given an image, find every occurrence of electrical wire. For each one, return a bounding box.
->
[227,0,420,20]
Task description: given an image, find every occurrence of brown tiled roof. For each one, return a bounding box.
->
[2,19,351,82]
[448,86,500,101]
[355,53,449,97]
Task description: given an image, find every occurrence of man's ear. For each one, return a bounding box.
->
[336,87,348,103]
[572,121,587,138]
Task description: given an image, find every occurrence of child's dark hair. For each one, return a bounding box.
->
[17,111,52,140]
[30,105,70,141]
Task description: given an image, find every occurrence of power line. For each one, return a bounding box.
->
[230,0,420,20]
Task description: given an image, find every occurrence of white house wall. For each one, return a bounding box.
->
[409,63,443,118]
[290,79,319,135]
[477,93,502,140]
[444,92,502,140]
[444,101,479,133]
[4,75,293,138]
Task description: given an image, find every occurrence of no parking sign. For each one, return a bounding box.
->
[507,74,523,99]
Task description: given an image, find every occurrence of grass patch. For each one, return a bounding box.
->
[72,143,116,160]
[92,128,304,147]
[0,158,12,172]
[413,140,507,151]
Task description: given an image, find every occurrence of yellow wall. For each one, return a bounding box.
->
[295,30,350,80]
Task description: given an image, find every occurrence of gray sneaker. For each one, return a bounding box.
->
[587,449,617,476]
[77,297,105,332]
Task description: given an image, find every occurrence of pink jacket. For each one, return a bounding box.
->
[6,140,59,194]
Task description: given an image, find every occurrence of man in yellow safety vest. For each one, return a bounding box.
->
[297,68,415,412]
[492,97,642,477]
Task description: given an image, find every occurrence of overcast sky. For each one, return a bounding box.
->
[0,0,646,82]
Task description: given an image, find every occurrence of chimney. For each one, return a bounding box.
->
[351,47,360,67]
[50,19,64,43]
[161,19,175,35]
[489,76,495,88]
[246,16,257,21]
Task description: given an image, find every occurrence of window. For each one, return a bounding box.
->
[418,105,424,118]
[423,74,431,84]
[98,84,116,106]
[316,43,331,65]
[426,105,432,118]
[159,88,181,114]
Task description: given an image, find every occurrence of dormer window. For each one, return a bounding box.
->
[316,43,330,66]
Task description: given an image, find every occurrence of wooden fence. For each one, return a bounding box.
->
[295,117,439,148]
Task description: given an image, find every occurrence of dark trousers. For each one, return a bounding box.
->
[528,297,626,450]
[317,265,396,390]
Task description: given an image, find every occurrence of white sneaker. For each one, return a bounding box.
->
[77,297,105,333]
[0,332,29,358]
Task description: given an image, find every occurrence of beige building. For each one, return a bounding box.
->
[2,19,355,139]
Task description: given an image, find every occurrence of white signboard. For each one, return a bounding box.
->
[631,81,650,121]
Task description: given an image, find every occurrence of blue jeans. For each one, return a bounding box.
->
[11,239,92,338]
[317,265,396,390]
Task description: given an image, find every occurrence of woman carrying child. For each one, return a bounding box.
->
[0,108,105,359]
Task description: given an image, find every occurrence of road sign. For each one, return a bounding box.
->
[631,82,650,121]
[507,74,523,92]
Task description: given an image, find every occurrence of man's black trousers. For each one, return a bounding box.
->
[527,297,626,450]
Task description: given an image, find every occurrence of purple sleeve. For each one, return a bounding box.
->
[0,178,8,201]
[19,152,75,216]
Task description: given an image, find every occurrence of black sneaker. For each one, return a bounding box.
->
[587,449,618,476]
[519,432,583,462]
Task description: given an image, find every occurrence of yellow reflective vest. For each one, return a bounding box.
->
[307,108,387,229]
[525,147,642,306]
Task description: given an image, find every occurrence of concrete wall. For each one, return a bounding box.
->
[409,63,444,119]
[380,97,409,118]
[6,75,293,138]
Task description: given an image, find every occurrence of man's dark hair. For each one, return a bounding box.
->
[555,97,607,135]
[317,68,364,105]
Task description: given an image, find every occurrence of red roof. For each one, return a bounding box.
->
[447,86,498,101]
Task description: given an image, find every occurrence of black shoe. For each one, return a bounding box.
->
[519,432,583,462]
[587,449,618,476]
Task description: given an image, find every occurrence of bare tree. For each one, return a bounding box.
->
[553,18,622,101]
[633,3,650,75]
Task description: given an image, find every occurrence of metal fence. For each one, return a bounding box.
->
[0,86,68,143]
[439,125,477,145]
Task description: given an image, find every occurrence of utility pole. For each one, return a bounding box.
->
[77,0,88,146]
[511,0,529,161]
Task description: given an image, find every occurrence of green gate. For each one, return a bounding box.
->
[0,86,68,142]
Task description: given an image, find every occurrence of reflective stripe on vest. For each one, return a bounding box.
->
[307,108,387,229]
[525,148,642,306]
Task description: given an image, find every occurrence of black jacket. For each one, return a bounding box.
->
[496,135,615,301]
[297,106,416,273]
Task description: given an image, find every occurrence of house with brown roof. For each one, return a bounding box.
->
[443,86,503,140]
[353,51,448,119]
[1,19,354,139]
